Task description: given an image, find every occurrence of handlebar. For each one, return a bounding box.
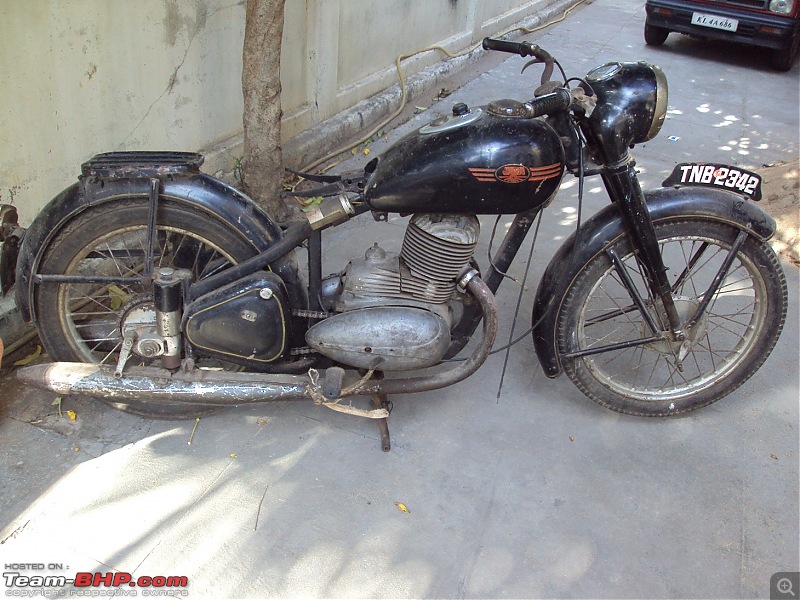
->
[523,89,572,118]
[483,37,568,116]
[482,37,538,57]
[482,37,556,89]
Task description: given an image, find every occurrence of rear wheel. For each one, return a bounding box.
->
[644,22,669,46]
[35,199,261,419]
[556,219,787,416]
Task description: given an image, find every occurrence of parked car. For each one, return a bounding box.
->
[644,0,800,70]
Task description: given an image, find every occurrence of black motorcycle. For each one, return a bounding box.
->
[3,39,787,450]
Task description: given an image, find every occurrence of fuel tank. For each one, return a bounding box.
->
[365,102,565,214]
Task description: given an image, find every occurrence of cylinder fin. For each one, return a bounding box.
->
[399,214,480,303]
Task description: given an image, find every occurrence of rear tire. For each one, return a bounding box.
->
[644,22,669,46]
[556,219,787,416]
[35,199,261,419]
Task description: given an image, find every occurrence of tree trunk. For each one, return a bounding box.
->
[242,0,288,220]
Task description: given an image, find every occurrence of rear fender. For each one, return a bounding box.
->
[15,173,298,323]
[532,185,777,378]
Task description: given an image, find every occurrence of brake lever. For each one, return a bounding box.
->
[520,58,542,74]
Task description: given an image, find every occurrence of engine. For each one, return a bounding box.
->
[306,213,481,371]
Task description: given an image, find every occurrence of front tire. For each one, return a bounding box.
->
[35,199,262,419]
[556,219,787,416]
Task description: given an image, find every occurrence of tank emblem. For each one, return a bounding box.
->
[469,163,562,184]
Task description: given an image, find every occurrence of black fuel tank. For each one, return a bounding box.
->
[365,103,565,214]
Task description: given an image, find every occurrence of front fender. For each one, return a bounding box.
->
[15,173,286,323]
[532,185,777,378]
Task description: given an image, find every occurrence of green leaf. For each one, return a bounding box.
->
[300,197,324,213]
[52,396,63,417]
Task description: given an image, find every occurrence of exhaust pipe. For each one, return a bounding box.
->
[17,275,497,405]
[16,363,313,405]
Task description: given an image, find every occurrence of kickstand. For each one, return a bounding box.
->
[371,372,391,452]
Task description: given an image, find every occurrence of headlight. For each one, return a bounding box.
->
[584,61,669,161]
[769,0,794,14]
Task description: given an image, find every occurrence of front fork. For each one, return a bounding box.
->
[602,163,684,337]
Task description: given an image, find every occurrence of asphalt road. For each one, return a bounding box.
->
[1,0,798,597]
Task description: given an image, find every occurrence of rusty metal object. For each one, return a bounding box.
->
[372,372,392,452]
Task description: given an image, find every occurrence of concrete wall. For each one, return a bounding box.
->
[1,0,560,225]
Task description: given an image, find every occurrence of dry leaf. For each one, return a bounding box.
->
[13,345,41,366]
[395,502,409,513]
[363,148,371,155]
[257,417,268,426]
[771,453,778,460]
[569,436,575,442]
[230,453,237,458]
[107,285,132,310]
[66,410,77,421]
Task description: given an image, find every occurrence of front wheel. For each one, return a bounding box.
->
[556,219,787,416]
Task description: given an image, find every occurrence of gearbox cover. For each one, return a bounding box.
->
[183,271,290,369]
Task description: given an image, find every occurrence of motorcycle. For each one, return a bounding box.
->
[1,39,787,450]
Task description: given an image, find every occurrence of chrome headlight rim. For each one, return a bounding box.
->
[644,64,669,142]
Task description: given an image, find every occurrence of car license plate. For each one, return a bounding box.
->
[662,163,762,200]
[691,12,738,32]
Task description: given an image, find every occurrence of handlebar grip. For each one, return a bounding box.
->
[482,37,534,57]
[525,88,572,118]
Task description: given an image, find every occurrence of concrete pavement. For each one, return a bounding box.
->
[1,0,798,597]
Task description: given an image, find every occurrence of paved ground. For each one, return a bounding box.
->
[1,0,798,597]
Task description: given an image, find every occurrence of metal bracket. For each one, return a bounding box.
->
[114,329,137,378]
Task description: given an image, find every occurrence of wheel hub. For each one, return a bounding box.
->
[119,297,164,358]
[644,296,708,355]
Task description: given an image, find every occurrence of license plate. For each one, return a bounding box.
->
[662,163,762,200]
[691,12,738,32]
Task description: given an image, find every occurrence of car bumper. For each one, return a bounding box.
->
[646,0,799,50]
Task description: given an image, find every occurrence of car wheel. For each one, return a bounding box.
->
[644,22,669,46]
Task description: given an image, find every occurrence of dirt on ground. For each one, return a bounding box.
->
[759,159,800,265]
